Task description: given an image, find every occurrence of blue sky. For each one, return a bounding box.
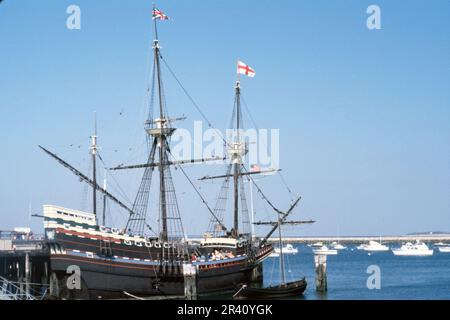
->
[0,0,449,236]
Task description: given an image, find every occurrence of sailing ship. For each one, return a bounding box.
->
[233,200,313,299]
[35,7,298,299]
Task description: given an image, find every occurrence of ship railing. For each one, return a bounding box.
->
[0,276,48,300]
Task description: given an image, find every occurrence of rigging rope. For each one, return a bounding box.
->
[166,149,228,233]
[97,151,134,208]
[241,94,295,201]
[159,55,230,149]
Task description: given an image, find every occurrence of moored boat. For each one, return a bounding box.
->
[312,245,337,255]
[438,246,450,253]
[331,241,346,250]
[392,240,433,256]
[233,278,307,299]
[357,240,389,252]
[234,198,314,299]
[269,243,298,257]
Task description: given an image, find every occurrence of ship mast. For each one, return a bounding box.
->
[153,14,169,241]
[233,81,242,237]
[253,195,314,287]
[224,80,249,239]
[90,113,98,219]
[202,81,282,239]
[108,7,226,241]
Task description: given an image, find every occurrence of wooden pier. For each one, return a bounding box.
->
[0,233,49,299]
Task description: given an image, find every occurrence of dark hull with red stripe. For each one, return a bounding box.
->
[46,223,272,298]
[50,253,261,298]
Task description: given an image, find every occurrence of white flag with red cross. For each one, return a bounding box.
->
[237,61,256,78]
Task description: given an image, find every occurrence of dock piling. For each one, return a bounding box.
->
[250,262,263,284]
[25,252,30,296]
[183,263,197,300]
[314,254,327,292]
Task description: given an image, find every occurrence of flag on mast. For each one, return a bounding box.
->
[237,61,256,77]
[152,8,170,20]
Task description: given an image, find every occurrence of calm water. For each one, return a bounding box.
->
[262,244,450,300]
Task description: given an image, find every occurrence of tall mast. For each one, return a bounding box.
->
[115,5,186,241]
[153,5,168,241]
[233,81,241,236]
[90,113,98,218]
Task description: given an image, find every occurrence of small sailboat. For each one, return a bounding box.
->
[233,199,314,299]
[392,240,433,256]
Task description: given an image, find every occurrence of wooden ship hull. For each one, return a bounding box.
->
[44,205,272,299]
[49,253,261,298]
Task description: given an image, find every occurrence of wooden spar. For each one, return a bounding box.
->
[258,196,303,247]
[38,146,136,217]
[110,156,226,171]
[199,168,281,181]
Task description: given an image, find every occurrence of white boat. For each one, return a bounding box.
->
[434,242,446,247]
[331,241,346,250]
[392,241,433,256]
[310,242,323,248]
[312,245,337,255]
[438,246,450,253]
[357,240,389,252]
[275,243,298,254]
[269,243,298,257]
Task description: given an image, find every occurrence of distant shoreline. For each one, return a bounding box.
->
[188,234,450,244]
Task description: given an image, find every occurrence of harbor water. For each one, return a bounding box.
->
[261,244,450,300]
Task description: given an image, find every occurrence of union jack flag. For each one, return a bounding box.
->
[152,8,170,20]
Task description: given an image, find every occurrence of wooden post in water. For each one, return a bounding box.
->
[25,252,30,298]
[183,263,197,300]
[251,263,264,283]
[314,254,327,292]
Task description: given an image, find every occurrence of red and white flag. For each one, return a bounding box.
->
[237,61,256,78]
[152,8,170,20]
